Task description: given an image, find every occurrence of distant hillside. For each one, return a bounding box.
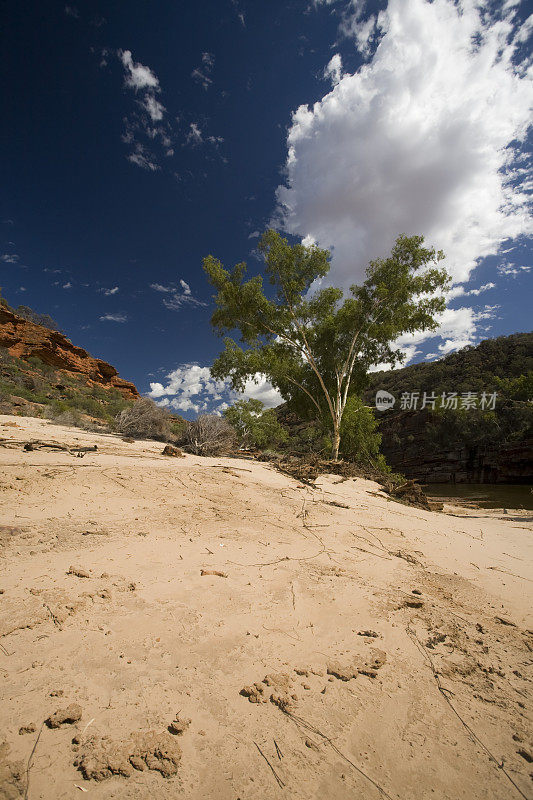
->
[0,290,139,427]
[365,332,533,398]
[365,333,533,484]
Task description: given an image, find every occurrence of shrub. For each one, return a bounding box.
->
[223,398,288,450]
[334,396,390,472]
[115,398,171,440]
[184,414,237,456]
[14,305,61,331]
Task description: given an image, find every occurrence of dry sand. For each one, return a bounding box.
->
[0,415,531,800]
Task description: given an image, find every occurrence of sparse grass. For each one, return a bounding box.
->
[0,349,134,429]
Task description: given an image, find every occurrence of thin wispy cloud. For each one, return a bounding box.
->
[498,262,532,277]
[99,312,127,322]
[191,52,215,90]
[1,253,19,263]
[117,49,173,170]
[150,280,207,310]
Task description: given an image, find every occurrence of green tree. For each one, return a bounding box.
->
[337,396,387,469]
[204,230,449,460]
[223,398,288,449]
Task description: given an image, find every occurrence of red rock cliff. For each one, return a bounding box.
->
[0,306,139,400]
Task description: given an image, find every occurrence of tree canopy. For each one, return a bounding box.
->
[204,230,449,459]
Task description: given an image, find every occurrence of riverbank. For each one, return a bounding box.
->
[1,415,532,799]
[424,482,533,511]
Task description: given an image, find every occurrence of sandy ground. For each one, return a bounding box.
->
[0,415,532,800]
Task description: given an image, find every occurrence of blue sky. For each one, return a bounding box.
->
[2,0,532,415]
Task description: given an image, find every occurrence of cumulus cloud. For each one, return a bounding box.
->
[276,0,532,294]
[100,286,119,296]
[1,253,19,263]
[148,365,282,414]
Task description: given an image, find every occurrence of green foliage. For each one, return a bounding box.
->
[337,396,388,471]
[223,398,289,449]
[0,288,11,309]
[14,305,61,331]
[494,370,533,402]
[0,347,133,427]
[366,333,533,399]
[204,229,449,458]
[370,336,533,467]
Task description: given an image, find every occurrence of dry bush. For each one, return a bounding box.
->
[115,398,171,440]
[184,414,237,456]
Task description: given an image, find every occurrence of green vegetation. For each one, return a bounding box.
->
[366,332,533,397]
[204,230,449,460]
[223,398,288,449]
[0,348,132,427]
[0,288,60,331]
[366,333,533,467]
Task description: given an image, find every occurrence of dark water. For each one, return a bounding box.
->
[423,483,533,510]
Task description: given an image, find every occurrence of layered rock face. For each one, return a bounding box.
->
[0,306,139,400]
[377,410,533,484]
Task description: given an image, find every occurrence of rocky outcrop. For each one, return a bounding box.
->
[377,410,533,484]
[0,306,139,400]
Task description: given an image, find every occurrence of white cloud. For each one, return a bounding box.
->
[119,49,160,92]
[191,52,215,90]
[397,303,500,359]
[62,281,72,289]
[150,283,172,292]
[118,50,173,169]
[99,313,127,322]
[150,280,206,310]
[186,123,203,145]
[324,54,343,85]
[100,286,119,296]
[1,253,19,263]
[276,0,533,293]
[148,364,282,415]
[127,142,160,171]
[446,281,496,301]
[140,94,165,122]
[497,261,532,277]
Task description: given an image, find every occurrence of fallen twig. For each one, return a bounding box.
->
[24,722,44,800]
[406,625,528,800]
[200,569,227,578]
[254,741,285,789]
[280,709,393,799]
